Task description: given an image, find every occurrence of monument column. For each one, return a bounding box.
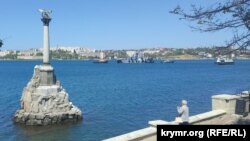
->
[41,11,51,64]
[13,9,82,125]
[39,10,55,86]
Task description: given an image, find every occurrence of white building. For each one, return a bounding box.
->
[206,53,213,58]
[51,46,96,54]
[0,50,11,57]
[143,49,160,54]
[17,48,41,56]
[126,51,136,57]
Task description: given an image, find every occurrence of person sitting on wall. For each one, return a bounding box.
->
[177,100,189,125]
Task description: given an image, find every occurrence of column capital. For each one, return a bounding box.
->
[39,9,52,26]
[41,17,51,26]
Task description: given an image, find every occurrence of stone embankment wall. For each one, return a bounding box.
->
[104,93,250,141]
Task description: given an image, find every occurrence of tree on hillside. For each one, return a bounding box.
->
[0,39,3,48]
[170,0,250,52]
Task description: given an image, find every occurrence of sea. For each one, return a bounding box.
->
[1,59,250,141]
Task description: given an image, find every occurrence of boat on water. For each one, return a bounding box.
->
[93,51,108,64]
[161,59,175,63]
[215,57,234,65]
[117,57,154,64]
[93,59,108,63]
[117,52,154,64]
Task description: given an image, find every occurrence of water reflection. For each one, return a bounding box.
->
[14,121,82,141]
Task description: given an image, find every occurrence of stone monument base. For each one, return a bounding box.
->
[14,110,82,125]
[13,64,82,125]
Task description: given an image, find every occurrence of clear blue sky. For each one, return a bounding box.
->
[0,0,232,50]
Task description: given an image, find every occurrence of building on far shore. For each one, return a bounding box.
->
[0,50,11,57]
[3,47,250,60]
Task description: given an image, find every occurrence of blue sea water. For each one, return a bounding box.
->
[1,60,250,141]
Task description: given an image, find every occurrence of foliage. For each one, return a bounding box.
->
[0,40,3,48]
[51,49,79,60]
[0,51,17,59]
[36,52,43,56]
[170,0,250,51]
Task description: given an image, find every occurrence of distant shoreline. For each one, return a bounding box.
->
[1,58,250,61]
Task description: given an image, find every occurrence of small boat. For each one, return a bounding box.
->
[161,59,175,63]
[93,51,108,64]
[215,57,234,65]
[93,59,108,63]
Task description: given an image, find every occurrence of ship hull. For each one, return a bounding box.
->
[93,60,108,63]
[216,62,234,65]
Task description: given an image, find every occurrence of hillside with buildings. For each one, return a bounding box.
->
[1,46,250,60]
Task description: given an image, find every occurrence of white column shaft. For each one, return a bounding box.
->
[43,25,50,63]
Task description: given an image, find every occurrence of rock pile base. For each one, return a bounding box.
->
[13,65,82,125]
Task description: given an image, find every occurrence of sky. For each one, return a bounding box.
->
[0,0,233,50]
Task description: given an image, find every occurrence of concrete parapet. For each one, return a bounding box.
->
[148,120,175,127]
[105,110,227,141]
[104,93,249,141]
[212,94,249,114]
[105,109,236,141]
[103,127,156,141]
[189,110,226,124]
[148,110,226,127]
